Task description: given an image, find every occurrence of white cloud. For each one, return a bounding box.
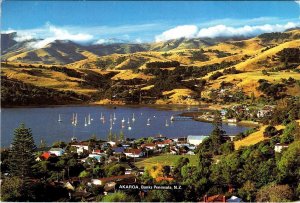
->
[197,22,297,38]
[155,25,198,42]
[154,22,298,42]
[295,0,300,6]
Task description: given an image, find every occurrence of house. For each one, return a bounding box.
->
[92,149,104,154]
[92,174,136,186]
[36,151,56,161]
[257,105,275,118]
[70,142,90,154]
[113,147,125,154]
[227,118,237,123]
[124,148,144,158]
[141,143,156,150]
[107,141,116,147]
[156,140,173,148]
[274,143,289,153]
[49,148,65,156]
[187,135,209,146]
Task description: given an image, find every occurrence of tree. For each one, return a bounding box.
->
[256,184,293,202]
[105,164,125,177]
[119,131,125,141]
[263,126,278,137]
[9,123,36,178]
[0,177,23,201]
[238,180,257,202]
[277,141,300,184]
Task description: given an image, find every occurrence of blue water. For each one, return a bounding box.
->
[1,106,248,147]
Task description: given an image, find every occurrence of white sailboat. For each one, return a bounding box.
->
[127,118,130,124]
[113,113,117,120]
[110,118,113,130]
[132,113,135,122]
[147,118,150,126]
[88,114,91,125]
[122,117,125,123]
[74,113,78,126]
[100,112,103,120]
[84,117,87,127]
[128,125,132,130]
[165,119,169,127]
[58,114,62,122]
[72,113,75,125]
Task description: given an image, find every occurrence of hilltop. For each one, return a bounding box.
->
[1,29,300,106]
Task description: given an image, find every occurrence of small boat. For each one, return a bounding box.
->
[147,118,150,126]
[122,123,125,128]
[127,118,130,124]
[113,113,117,120]
[132,113,135,122]
[88,114,91,125]
[122,117,125,123]
[58,114,62,122]
[165,119,169,127]
[84,117,87,127]
[100,112,103,120]
[170,115,174,121]
[71,113,75,125]
[128,126,132,130]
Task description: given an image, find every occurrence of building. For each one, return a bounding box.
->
[49,148,65,156]
[124,148,144,158]
[141,143,156,150]
[274,143,289,153]
[156,139,173,148]
[70,142,90,154]
[187,135,209,146]
[36,151,56,161]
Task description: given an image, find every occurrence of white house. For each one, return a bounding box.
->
[49,148,65,156]
[124,149,144,158]
[274,143,289,153]
[187,135,209,146]
[70,142,90,154]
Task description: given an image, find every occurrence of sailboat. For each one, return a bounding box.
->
[74,113,78,126]
[100,112,104,120]
[109,118,113,130]
[71,113,75,125]
[88,114,91,125]
[132,113,135,122]
[147,118,150,126]
[58,114,62,122]
[170,115,174,122]
[165,119,169,127]
[122,117,125,123]
[84,117,87,127]
[127,118,130,124]
[113,113,117,120]
[128,125,132,130]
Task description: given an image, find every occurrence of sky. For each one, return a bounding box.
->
[1,1,300,47]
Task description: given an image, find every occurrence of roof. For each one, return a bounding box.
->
[113,147,125,153]
[227,196,242,203]
[275,143,289,147]
[98,174,135,183]
[124,148,142,154]
[50,148,64,151]
[40,152,55,160]
[187,135,209,141]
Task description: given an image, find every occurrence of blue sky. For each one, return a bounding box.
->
[2,1,300,45]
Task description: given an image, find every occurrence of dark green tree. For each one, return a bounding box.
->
[9,123,36,178]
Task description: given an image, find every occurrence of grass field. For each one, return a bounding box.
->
[135,154,199,168]
[234,124,285,150]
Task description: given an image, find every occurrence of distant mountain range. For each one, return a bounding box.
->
[1,28,300,65]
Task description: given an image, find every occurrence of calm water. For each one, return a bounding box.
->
[1,106,248,147]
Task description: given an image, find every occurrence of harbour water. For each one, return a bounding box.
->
[1,105,248,147]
